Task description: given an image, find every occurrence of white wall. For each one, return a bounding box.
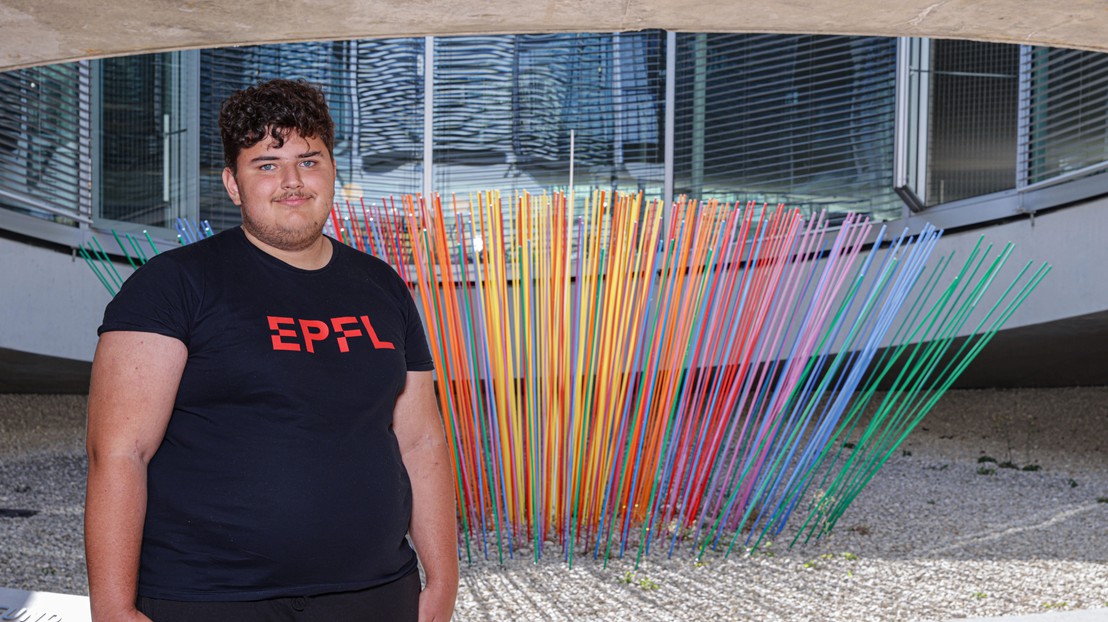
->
[0,235,131,362]
[906,196,1108,329]
[0,195,1104,365]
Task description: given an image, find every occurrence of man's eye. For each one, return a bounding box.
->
[259,163,276,171]
[300,160,317,168]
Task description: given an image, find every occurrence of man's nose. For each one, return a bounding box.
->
[281,165,304,188]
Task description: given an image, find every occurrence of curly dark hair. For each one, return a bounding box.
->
[219,78,335,172]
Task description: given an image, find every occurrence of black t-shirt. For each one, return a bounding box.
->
[98,227,434,601]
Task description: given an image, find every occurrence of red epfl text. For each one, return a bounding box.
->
[267,315,396,353]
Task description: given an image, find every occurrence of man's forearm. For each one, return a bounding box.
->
[404,435,459,620]
[85,454,150,621]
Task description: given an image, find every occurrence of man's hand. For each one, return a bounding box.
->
[418,579,457,622]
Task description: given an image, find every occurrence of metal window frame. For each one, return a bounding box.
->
[89,50,200,244]
[893,37,928,213]
[423,35,434,200]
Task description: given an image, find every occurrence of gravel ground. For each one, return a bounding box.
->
[1,389,1106,621]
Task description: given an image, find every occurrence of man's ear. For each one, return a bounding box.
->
[222,167,242,206]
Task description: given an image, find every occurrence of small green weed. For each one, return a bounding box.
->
[977,466,996,476]
[841,552,859,561]
[998,461,1019,469]
[1068,478,1079,488]
[621,571,660,590]
[972,591,988,600]
[977,456,997,464]
[1021,464,1041,472]
[1096,497,1108,504]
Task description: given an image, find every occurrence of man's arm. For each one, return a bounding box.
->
[85,331,187,622]
[393,370,459,622]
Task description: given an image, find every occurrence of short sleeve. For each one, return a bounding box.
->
[400,281,434,372]
[98,252,199,346]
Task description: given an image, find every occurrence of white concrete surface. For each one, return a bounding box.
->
[0,234,120,362]
[3,0,1108,72]
[0,586,90,622]
[947,609,1108,622]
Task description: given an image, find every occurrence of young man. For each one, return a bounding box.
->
[85,79,458,622]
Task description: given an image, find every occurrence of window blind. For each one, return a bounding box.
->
[432,32,666,202]
[198,43,337,231]
[1026,47,1108,184]
[926,40,1019,205]
[673,34,899,220]
[0,63,88,224]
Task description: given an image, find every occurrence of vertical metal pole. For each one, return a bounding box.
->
[1016,45,1032,189]
[664,30,676,210]
[350,40,362,184]
[612,32,624,170]
[893,37,930,214]
[915,39,931,205]
[569,129,575,200]
[163,111,171,205]
[77,60,93,227]
[690,33,707,199]
[167,50,200,223]
[87,59,99,231]
[184,50,200,223]
[423,35,434,201]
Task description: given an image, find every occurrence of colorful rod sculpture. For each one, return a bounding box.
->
[328,191,1048,566]
[87,193,1049,566]
[81,218,210,296]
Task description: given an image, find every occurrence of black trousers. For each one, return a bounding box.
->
[136,570,420,622]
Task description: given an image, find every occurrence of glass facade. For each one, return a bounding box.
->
[926,40,1020,205]
[673,34,899,218]
[0,62,89,224]
[1026,47,1108,184]
[1,33,1108,243]
[98,52,194,228]
[433,33,665,203]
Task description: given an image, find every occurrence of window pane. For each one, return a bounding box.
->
[433,33,665,204]
[927,40,1019,205]
[1027,47,1108,184]
[99,53,189,227]
[199,39,424,232]
[199,42,337,231]
[343,38,424,203]
[0,63,86,223]
[673,34,899,220]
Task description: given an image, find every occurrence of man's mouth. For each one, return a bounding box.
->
[275,194,312,205]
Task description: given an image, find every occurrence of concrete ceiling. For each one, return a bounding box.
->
[2,0,1107,72]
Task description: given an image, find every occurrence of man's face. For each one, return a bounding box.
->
[222,129,336,253]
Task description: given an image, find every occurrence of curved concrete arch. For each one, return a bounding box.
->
[1,0,1107,72]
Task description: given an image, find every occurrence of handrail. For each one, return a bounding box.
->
[0,187,93,225]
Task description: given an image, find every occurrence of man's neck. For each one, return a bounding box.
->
[240,227,333,270]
